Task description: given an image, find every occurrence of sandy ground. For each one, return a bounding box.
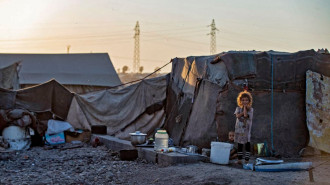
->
[0,144,329,185]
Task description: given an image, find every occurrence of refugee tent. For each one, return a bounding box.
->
[0,62,19,90]
[67,75,168,140]
[0,79,73,133]
[165,49,330,157]
[0,53,121,93]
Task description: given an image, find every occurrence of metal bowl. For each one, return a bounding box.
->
[129,131,147,146]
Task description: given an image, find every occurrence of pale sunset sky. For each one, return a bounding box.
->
[0,0,329,72]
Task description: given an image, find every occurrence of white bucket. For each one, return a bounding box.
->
[210,142,233,165]
[2,126,31,150]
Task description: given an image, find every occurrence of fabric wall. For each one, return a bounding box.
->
[67,75,168,137]
[0,79,73,120]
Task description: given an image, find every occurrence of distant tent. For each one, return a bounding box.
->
[0,53,121,93]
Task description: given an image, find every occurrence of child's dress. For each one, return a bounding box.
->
[234,107,254,144]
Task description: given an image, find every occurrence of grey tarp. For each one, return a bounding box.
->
[166,49,330,157]
[66,75,168,137]
[0,79,73,120]
[181,80,221,148]
[0,62,19,90]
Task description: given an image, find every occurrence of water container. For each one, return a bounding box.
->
[154,130,169,152]
[210,142,233,165]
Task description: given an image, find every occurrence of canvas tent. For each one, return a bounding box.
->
[0,53,121,93]
[165,49,330,157]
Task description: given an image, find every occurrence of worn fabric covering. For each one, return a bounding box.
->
[306,71,330,153]
[181,80,221,148]
[0,79,73,120]
[170,56,229,99]
[67,75,168,136]
[220,51,257,80]
[166,49,330,157]
[215,84,308,157]
[115,109,165,140]
[0,62,19,90]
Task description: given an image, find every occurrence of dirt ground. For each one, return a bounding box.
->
[1,144,329,185]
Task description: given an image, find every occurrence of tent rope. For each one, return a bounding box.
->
[109,60,172,89]
[270,54,275,153]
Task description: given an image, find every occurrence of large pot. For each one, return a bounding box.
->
[129,131,147,146]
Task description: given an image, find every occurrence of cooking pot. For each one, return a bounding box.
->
[129,131,147,146]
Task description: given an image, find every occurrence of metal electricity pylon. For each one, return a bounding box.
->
[133,21,140,73]
[207,19,219,55]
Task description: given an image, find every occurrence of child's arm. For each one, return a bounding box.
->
[235,111,244,118]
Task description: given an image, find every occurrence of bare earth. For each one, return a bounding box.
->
[1,145,329,185]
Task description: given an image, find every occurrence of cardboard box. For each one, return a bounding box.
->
[65,130,91,143]
[45,132,65,145]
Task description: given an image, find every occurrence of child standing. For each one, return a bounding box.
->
[234,91,254,164]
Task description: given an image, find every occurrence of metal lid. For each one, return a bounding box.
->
[129,131,147,136]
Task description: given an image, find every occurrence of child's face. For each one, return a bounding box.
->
[228,132,234,141]
[241,97,250,106]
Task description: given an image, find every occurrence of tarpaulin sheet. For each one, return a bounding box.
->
[306,70,330,153]
[181,80,221,148]
[170,56,228,99]
[67,75,168,136]
[0,79,73,120]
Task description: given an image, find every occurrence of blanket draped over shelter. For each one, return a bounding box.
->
[67,75,168,140]
[165,49,330,157]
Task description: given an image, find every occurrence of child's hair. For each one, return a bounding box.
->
[228,131,235,135]
[236,90,253,108]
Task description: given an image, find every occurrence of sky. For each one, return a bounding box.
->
[0,0,329,73]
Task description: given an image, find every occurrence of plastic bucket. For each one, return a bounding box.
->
[210,142,233,165]
[2,126,31,150]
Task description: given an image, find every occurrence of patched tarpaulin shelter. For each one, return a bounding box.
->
[0,79,73,119]
[0,79,73,132]
[0,62,19,90]
[67,75,168,140]
[165,49,330,157]
[0,53,121,93]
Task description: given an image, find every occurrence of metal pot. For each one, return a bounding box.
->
[129,131,147,146]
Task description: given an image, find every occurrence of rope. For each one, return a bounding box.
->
[109,60,172,89]
[270,54,275,153]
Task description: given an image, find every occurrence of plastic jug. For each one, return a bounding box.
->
[154,129,169,152]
